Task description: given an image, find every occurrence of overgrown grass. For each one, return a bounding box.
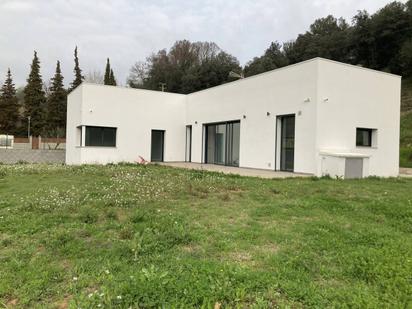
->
[0,164,411,308]
[400,111,412,167]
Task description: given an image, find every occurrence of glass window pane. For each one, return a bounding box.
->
[356,128,372,147]
[215,124,226,164]
[206,125,216,164]
[103,128,116,147]
[85,126,116,147]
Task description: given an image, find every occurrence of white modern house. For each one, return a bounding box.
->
[66,58,401,178]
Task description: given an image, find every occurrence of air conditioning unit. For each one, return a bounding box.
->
[0,135,14,148]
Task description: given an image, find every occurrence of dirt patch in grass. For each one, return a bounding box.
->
[258,243,280,255]
[181,244,201,254]
[56,295,72,309]
[6,298,18,307]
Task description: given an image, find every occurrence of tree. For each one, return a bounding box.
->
[368,2,411,73]
[24,51,46,136]
[127,61,149,88]
[85,70,104,84]
[109,68,117,86]
[244,42,289,77]
[104,58,111,85]
[127,40,241,94]
[284,15,351,64]
[0,69,20,134]
[69,46,84,92]
[46,61,67,132]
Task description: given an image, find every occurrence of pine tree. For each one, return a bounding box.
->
[69,46,84,92]
[104,58,111,85]
[24,51,46,136]
[109,68,117,86]
[46,61,67,132]
[0,69,20,134]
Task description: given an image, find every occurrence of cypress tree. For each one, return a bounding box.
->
[0,69,20,134]
[24,51,46,136]
[69,46,84,92]
[46,61,67,132]
[104,58,111,85]
[109,68,117,86]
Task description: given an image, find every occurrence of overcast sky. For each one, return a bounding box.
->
[0,0,405,87]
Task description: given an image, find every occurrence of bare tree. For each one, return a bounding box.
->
[85,70,104,84]
[127,61,149,88]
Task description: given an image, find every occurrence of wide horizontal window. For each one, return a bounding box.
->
[85,126,116,147]
[356,128,375,147]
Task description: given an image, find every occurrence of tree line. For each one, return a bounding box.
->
[127,1,412,91]
[1,0,411,136]
[244,1,412,78]
[0,48,117,136]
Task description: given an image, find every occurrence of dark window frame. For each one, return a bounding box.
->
[278,114,296,172]
[151,129,165,162]
[204,120,240,167]
[85,126,117,147]
[356,128,373,147]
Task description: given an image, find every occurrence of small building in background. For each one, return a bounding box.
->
[0,135,14,149]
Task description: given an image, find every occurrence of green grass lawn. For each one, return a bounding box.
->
[0,164,411,308]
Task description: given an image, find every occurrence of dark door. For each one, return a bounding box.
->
[280,115,295,171]
[151,130,164,162]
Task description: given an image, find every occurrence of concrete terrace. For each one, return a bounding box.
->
[159,162,312,179]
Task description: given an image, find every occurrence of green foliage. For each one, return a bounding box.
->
[248,1,412,80]
[400,111,412,167]
[0,68,20,134]
[69,46,84,92]
[127,40,241,94]
[109,68,116,86]
[45,61,67,133]
[103,58,116,86]
[0,164,411,307]
[285,15,351,64]
[23,51,46,136]
[244,42,289,77]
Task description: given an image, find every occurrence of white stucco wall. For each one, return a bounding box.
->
[316,59,401,177]
[66,84,186,164]
[186,60,318,173]
[66,85,82,164]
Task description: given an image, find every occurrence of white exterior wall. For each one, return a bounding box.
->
[66,86,82,164]
[316,59,401,177]
[186,60,318,173]
[66,58,401,177]
[66,84,186,164]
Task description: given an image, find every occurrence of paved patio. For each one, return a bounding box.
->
[159,162,312,179]
[400,168,412,177]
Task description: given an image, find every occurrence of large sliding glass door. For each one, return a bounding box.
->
[205,121,240,167]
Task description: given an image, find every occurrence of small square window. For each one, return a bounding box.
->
[356,128,375,147]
